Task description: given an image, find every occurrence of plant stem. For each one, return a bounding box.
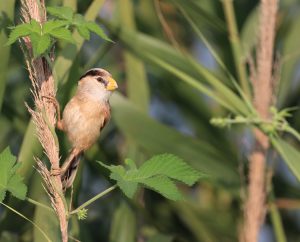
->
[222,0,251,98]
[242,0,278,242]
[269,202,287,242]
[70,185,117,215]
[26,197,54,212]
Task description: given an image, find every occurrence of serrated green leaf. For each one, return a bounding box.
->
[142,176,183,201]
[125,158,137,170]
[76,25,90,40]
[111,172,138,198]
[6,22,32,45]
[99,153,201,200]
[0,147,27,202]
[73,13,85,25]
[48,27,74,43]
[139,154,202,186]
[42,20,69,34]
[29,19,41,34]
[85,22,111,42]
[47,6,74,21]
[30,33,51,57]
[98,161,138,198]
[7,175,27,200]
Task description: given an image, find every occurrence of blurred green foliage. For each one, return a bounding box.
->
[1,0,300,242]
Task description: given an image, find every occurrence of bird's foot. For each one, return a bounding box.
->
[41,95,64,131]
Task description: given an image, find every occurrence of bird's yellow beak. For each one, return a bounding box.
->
[106,77,118,91]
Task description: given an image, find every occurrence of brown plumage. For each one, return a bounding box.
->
[56,68,118,189]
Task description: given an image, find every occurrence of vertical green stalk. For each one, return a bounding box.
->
[117,0,149,163]
[118,0,150,112]
[222,0,251,98]
[269,202,287,242]
[0,0,15,110]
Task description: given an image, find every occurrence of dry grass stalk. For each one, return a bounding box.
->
[242,0,278,241]
[20,0,68,241]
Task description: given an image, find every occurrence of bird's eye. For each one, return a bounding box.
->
[97,77,107,86]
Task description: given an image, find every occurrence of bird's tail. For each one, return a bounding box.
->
[61,148,84,190]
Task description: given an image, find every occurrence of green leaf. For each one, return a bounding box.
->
[42,20,69,34]
[72,13,85,25]
[47,6,74,21]
[76,25,90,40]
[6,19,41,46]
[48,27,74,43]
[98,153,202,201]
[108,25,251,116]
[85,21,111,42]
[0,147,27,202]
[29,19,41,34]
[30,33,51,57]
[6,22,32,45]
[142,176,183,200]
[138,154,201,186]
[271,137,300,181]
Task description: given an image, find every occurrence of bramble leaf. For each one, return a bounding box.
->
[98,154,203,201]
[85,22,112,42]
[6,19,41,46]
[139,154,201,186]
[0,147,27,202]
[77,25,90,40]
[47,6,74,21]
[6,22,32,45]
[29,19,41,34]
[43,20,69,34]
[30,33,51,57]
[48,27,74,43]
[73,13,85,25]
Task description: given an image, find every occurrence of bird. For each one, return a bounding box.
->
[49,68,118,190]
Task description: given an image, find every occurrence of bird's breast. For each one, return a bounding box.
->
[62,97,110,150]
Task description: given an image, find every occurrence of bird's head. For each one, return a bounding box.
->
[77,68,118,101]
